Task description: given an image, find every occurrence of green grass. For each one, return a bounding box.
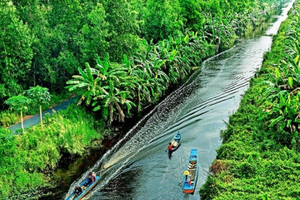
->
[200,1,300,199]
[0,104,103,199]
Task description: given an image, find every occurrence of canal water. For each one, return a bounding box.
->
[65,1,294,199]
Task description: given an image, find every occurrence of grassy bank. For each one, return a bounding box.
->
[0,105,104,199]
[200,1,300,199]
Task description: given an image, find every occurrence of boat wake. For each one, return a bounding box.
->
[63,3,295,196]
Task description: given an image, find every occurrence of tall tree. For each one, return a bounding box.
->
[92,56,136,123]
[178,0,204,31]
[0,1,33,105]
[143,0,183,42]
[66,62,108,106]
[12,0,53,88]
[77,3,109,65]
[5,95,31,133]
[93,80,136,124]
[103,0,141,61]
[26,86,51,130]
[44,0,83,91]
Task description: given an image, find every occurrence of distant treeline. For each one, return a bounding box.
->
[1,0,282,109]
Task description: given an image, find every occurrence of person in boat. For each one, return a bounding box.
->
[184,170,192,185]
[74,186,82,196]
[188,162,196,169]
[171,140,178,147]
[90,172,96,182]
[86,171,96,185]
[184,170,190,181]
[167,142,173,159]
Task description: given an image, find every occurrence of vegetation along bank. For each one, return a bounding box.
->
[200,1,300,199]
[0,0,287,199]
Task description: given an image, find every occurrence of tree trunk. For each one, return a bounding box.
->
[40,105,43,130]
[21,110,24,132]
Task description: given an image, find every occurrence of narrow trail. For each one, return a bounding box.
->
[8,96,78,134]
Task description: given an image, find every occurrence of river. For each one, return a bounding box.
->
[64,1,294,199]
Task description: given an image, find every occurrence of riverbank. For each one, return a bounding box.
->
[200,1,299,199]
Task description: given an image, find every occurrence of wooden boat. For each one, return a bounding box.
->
[183,149,198,194]
[170,131,181,151]
[66,175,100,200]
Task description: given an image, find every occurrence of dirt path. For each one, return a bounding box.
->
[8,96,78,134]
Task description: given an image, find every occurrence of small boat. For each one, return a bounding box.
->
[66,174,100,200]
[170,131,181,151]
[183,149,198,194]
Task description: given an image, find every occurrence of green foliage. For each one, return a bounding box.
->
[68,30,218,124]
[103,0,141,61]
[200,1,300,199]
[77,3,109,63]
[143,0,183,42]
[0,0,280,103]
[0,111,19,127]
[0,90,70,126]
[26,86,51,105]
[5,95,31,132]
[0,0,286,198]
[26,85,52,129]
[0,1,33,101]
[67,54,137,124]
[0,104,102,199]
[5,95,31,112]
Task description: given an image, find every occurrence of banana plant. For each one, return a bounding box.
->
[133,70,153,111]
[66,62,108,105]
[93,80,136,124]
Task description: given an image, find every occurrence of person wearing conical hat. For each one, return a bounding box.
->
[184,170,190,182]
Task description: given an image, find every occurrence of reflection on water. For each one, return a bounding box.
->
[65,1,295,200]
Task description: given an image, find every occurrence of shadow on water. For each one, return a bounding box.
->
[62,1,295,200]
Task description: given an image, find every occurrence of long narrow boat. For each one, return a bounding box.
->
[183,149,198,194]
[66,175,100,200]
[170,131,181,151]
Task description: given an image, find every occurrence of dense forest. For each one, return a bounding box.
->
[1,0,297,199]
[1,0,279,116]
